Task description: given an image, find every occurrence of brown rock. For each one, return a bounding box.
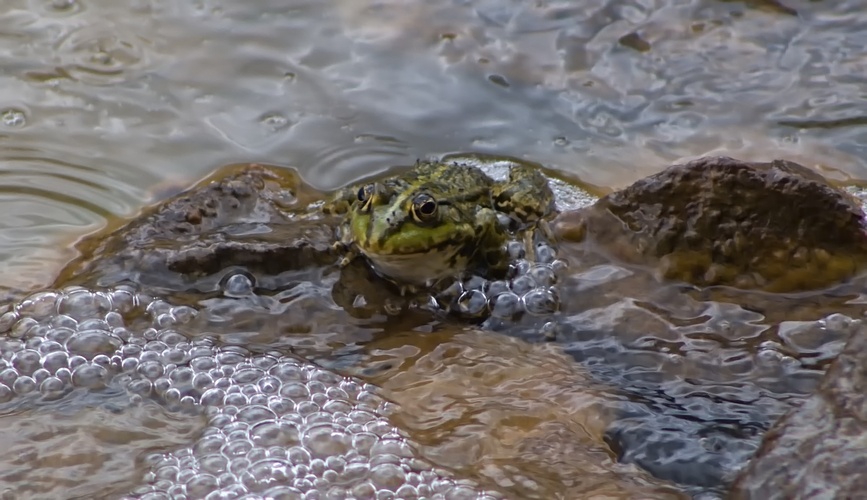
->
[729,323,867,499]
[363,327,688,499]
[554,156,867,292]
[54,163,337,293]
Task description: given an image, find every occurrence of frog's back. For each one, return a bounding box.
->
[398,161,495,206]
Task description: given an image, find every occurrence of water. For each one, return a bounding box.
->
[3,0,867,293]
[2,0,867,497]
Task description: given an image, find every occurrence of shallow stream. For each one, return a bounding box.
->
[2,1,867,498]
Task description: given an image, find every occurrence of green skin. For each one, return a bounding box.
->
[329,161,554,288]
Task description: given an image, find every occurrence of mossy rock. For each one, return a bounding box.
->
[554,156,867,292]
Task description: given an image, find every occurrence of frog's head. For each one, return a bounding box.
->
[344,181,478,284]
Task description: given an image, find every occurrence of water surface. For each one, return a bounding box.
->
[2,0,867,498]
[3,0,867,291]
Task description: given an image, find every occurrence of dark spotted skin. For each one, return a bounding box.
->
[493,165,555,221]
[328,160,555,287]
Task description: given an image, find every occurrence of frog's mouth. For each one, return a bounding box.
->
[359,244,468,285]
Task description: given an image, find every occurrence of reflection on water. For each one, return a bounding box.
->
[357,328,685,498]
[0,392,205,498]
[3,0,867,291]
[2,0,867,497]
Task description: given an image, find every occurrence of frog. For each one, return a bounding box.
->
[326,160,555,292]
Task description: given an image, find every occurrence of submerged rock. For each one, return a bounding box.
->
[729,321,867,499]
[554,156,867,292]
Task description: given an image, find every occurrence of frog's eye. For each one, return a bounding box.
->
[357,184,374,211]
[411,193,438,222]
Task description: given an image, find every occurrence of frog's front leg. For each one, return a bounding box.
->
[520,218,556,263]
[474,207,510,276]
[331,224,360,268]
[333,242,358,268]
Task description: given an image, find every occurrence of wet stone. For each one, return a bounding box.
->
[554,156,867,292]
[56,165,336,299]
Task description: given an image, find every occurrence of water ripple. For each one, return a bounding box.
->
[53,24,150,85]
[0,146,148,294]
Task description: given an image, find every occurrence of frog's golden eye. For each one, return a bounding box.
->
[411,193,438,222]
[357,184,374,211]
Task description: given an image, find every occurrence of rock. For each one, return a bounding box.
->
[55,163,337,294]
[364,327,687,499]
[554,156,867,292]
[728,323,867,499]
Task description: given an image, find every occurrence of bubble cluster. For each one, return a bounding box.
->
[439,242,566,320]
[0,286,497,498]
[131,351,490,499]
[0,288,140,403]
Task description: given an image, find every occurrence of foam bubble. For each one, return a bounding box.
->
[0,287,497,498]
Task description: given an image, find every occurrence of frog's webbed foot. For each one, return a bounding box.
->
[332,241,358,268]
[522,229,537,262]
[522,219,555,262]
